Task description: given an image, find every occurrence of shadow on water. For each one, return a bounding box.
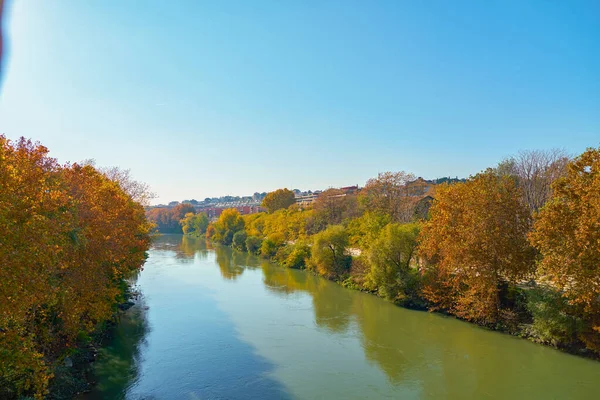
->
[83,234,292,400]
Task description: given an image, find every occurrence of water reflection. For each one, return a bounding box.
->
[208,238,600,399]
[152,234,210,261]
[83,301,149,399]
[215,246,245,280]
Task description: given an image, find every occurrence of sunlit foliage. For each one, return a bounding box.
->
[309,225,351,279]
[261,188,295,213]
[146,203,195,233]
[0,136,151,399]
[419,171,536,325]
[211,208,245,245]
[530,147,600,351]
[180,212,209,236]
[366,223,420,303]
[206,148,600,355]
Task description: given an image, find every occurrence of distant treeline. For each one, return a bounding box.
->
[146,203,196,233]
[0,136,153,399]
[184,147,600,358]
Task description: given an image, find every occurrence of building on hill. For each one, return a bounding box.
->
[199,204,265,220]
[295,193,319,207]
[340,185,359,194]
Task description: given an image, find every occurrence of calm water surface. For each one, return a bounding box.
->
[84,234,600,399]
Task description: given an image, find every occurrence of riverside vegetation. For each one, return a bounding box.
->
[167,147,600,358]
[0,136,153,399]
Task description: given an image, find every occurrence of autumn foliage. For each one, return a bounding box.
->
[530,148,600,350]
[261,188,295,213]
[0,136,152,399]
[201,148,600,357]
[419,171,536,324]
[146,203,195,233]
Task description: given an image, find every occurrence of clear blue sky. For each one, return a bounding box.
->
[0,1,598,204]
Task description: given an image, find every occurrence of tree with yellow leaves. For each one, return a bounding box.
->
[211,208,245,245]
[261,188,295,213]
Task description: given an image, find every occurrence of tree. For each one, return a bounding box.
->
[310,225,351,279]
[262,188,295,213]
[525,285,579,347]
[146,203,195,233]
[366,223,420,302]
[529,147,600,352]
[0,136,151,399]
[313,188,361,226]
[232,230,248,252]
[212,208,245,245]
[245,236,263,255]
[260,233,285,258]
[347,211,391,250]
[98,164,156,206]
[419,171,536,324]
[496,149,569,212]
[282,241,311,269]
[359,171,419,222]
[180,212,208,236]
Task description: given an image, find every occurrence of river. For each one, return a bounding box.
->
[83,234,600,399]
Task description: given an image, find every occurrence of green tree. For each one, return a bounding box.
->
[525,285,579,347]
[245,236,263,255]
[310,225,351,279]
[232,230,248,251]
[260,233,285,258]
[347,211,391,250]
[283,241,311,269]
[262,188,295,213]
[366,223,420,302]
[180,212,209,236]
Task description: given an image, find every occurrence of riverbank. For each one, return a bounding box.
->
[45,283,139,400]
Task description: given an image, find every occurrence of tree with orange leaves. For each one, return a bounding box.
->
[0,135,152,399]
[530,147,600,352]
[419,170,536,325]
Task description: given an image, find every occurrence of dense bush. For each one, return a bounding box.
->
[525,286,579,346]
[232,230,248,252]
[365,223,420,302]
[245,235,263,255]
[282,242,311,269]
[309,225,352,279]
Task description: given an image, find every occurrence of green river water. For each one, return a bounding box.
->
[82,234,600,399]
